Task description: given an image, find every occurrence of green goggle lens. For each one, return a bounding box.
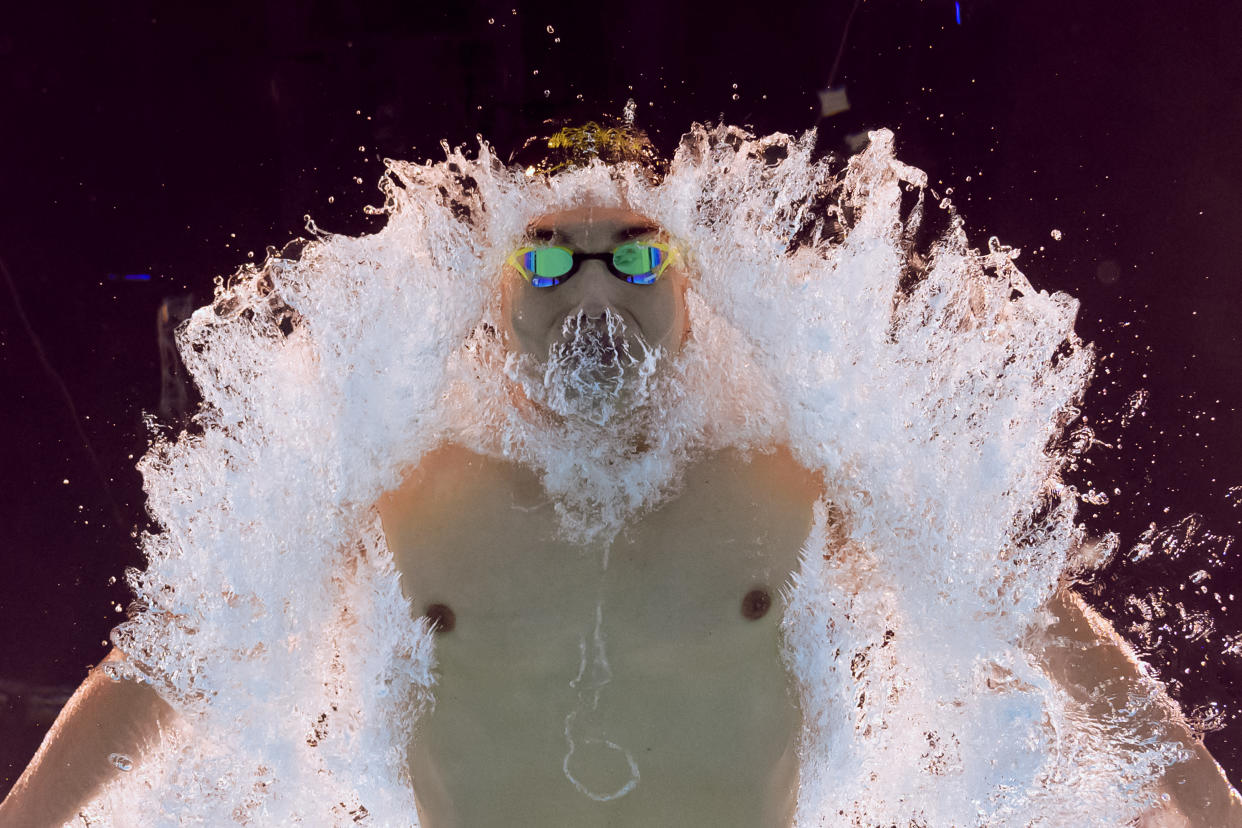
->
[612,241,655,276]
[526,246,574,279]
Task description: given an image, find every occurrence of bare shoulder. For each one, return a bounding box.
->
[682,445,822,495]
[379,442,822,526]
[1037,588,1242,823]
[378,444,539,520]
[379,442,516,497]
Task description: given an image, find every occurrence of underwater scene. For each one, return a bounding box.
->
[1,2,1240,826]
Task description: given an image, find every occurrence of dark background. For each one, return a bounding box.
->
[3,0,1240,799]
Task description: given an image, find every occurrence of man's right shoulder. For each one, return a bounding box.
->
[380,443,537,512]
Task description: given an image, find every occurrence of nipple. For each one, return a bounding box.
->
[741,588,771,620]
[423,603,456,633]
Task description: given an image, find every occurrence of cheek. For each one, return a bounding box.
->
[661,286,690,354]
[503,288,559,357]
[635,286,684,350]
[499,283,528,347]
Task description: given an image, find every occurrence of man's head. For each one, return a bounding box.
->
[498,205,689,425]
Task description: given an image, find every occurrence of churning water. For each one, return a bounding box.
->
[80,124,1198,825]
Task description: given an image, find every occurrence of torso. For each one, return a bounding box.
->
[378,444,822,828]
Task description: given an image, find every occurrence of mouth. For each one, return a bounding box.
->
[514,308,659,426]
[595,340,620,367]
[556,312,632,369]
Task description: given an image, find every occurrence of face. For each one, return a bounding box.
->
[497,204,689,424]
[499,205,689,363]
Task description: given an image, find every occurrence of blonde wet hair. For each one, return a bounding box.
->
[511,118,666,182]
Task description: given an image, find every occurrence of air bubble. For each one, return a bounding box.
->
[109,753,134,772]
[1081,490,1109,506]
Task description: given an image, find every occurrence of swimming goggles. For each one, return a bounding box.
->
[507,241,674,287]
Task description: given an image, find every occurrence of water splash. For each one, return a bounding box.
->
[77,123,1198,825]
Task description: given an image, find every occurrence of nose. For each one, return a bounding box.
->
[564,259,623,318]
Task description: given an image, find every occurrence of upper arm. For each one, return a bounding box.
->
[0,648,179,826]
[1037,588,1242,823]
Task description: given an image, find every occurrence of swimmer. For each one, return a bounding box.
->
[3,134,1240,827]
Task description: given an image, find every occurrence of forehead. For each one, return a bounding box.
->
[525,206,661,248]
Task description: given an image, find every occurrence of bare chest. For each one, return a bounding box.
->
[378,445,821,827]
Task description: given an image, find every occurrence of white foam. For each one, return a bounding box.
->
[81,124,1192,825]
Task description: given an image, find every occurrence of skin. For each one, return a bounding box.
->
[0,649,176,826]
[380,443,815,827]
[1034,590,1242,825]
